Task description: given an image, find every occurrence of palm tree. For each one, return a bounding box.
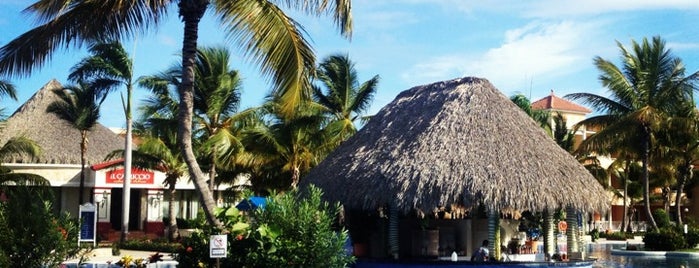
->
[510,94,552,135]
[184,46,244,192]
[566,36,699,231]
[47,82,112,204]
[241,101,328,190]
[68,40,136,242]
[313,54,379,146]
[654,100,699,225]
[107,133,187,242]
[0,0,352,227]
[0,136,44,186]
[0,80,18,119]
[139,46,245,193]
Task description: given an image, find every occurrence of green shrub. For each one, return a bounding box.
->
[643,228,687,251]
[652,209,671,229]
[230,186,353,268]
[175,186,353,268]
[589,228,600,242]
[0,184,81,267]
[684,227,699,248]
[601,231,632,241]
[119,239,183,253]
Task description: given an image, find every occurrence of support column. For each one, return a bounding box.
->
[543,210,555,258]
[488,210,501,261]
[388,205,399,259]
[566,206,578,253]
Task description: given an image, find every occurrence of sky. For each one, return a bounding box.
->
[1,0,699,128]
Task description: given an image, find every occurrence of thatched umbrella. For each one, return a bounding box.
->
[301,77,607,215]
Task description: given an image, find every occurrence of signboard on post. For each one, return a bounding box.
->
[78,203,97,247]
[210,234,228,258]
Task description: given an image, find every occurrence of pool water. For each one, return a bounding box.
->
[589,243,699,268]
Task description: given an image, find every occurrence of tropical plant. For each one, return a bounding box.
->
[653,99,699,225]
[47,82,113,204]
[313,54,379,146]
[227,186,352,267]
[0,183,81,267]
[141,46,245,192]
[107,133,187,242]
[510,93,552,135]
[240,101,329,190]
[70,40,137,242]
[566,36,699,231]
[0,141,80,267]
[0,0,353,227]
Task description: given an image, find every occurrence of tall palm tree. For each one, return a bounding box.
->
[68,40,136,242]
[140,46,245,193]
[566,36,699,231]
[185,46,243,192]
[0,0,352,226]
[313,54,379,146]
[47,83,112,204]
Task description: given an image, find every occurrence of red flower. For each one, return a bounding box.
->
[236,234,244,241]
[186,246,193,253]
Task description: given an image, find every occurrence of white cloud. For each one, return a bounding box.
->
[523,0,699,18]
[401,20,609,91]
[387,0,699,19]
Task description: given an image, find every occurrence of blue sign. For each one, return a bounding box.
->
[78,203,97,246]
[80,211,95,240]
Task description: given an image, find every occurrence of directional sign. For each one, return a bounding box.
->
[210,234,227,258]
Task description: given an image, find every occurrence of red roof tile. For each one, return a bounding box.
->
[91,158,124,170]
[531,90,591,114]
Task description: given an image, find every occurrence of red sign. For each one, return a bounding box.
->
[105,168,155,184]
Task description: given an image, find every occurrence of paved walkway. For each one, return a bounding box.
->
[62,248,178,267]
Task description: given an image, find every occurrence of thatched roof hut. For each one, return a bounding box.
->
[302,77,607,214]
[0,79,124,164]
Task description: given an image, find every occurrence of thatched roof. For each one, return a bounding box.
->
[0,79,124,164]
[301,77,608,214]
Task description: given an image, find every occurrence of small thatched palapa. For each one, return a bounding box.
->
[302,77,607,214]
[0,79,124,164]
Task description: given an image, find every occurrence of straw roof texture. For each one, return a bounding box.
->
[301,77,608,214]
[0,79,124,164]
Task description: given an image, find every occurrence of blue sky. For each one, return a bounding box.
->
[1,0,698,128]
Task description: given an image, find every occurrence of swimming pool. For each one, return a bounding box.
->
[589,243,699,268]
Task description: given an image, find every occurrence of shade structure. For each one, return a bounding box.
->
[236,196,267,211]
[301,77,608,215]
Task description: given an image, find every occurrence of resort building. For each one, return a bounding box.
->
[0,80,231,240]
[530,90,695,232]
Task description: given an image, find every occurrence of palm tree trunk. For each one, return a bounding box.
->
[642,129,658,231]
[177,0,221,227]
[676,161,691,226]
[168,183,178,242]
[622,159,630,232]
[79,130,89,204]
[121,99,133,243]
[209,160,216,191]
